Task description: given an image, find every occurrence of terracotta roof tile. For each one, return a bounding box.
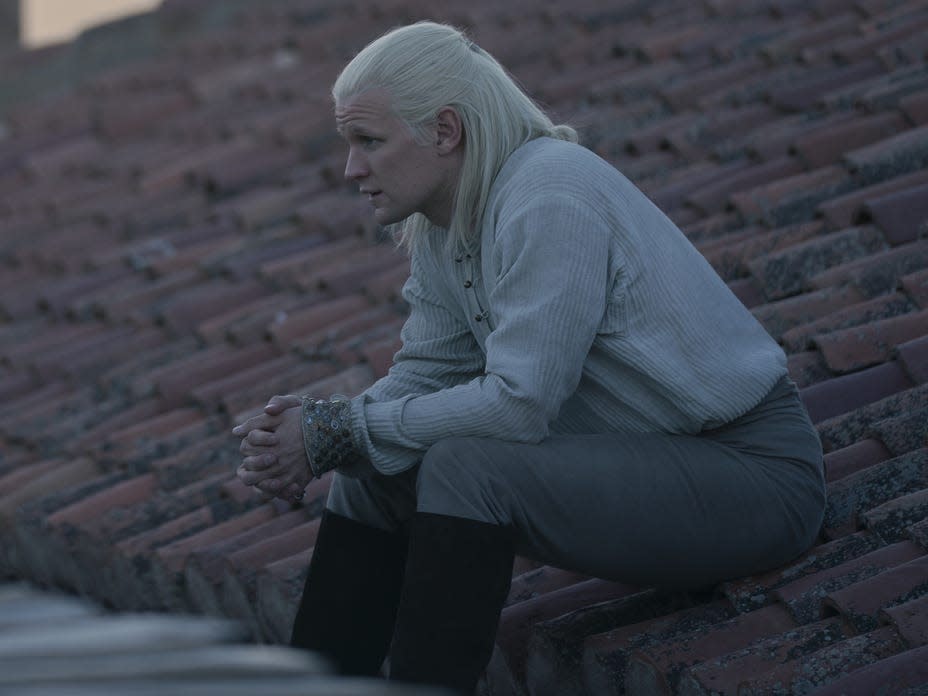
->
[623,111,700,157]
[901,88,928,125]
[898,334,928,384]
[791,111,908,170]
[823,551,927,631]
[255,549,312,643]
[786,349,831,388]
[702,220,821,282]
[807,238,928,298]
[293,245,409,297]
[721,530,886,614]
[830,12,928,63]
[902,268,928,308]
[863,487,928,542]
[810,643,928,696]
[816,381,928,452]
[882,593,928,647]
[823,448,927,537]
[194,291,302,345]
[813,308,928,373]
[843,123,928,183]
[580,598,735,695]
[153,504,281,577]
[869,406,928,458]
[189,355,331,414]
[680,616,851,695]
[801,359,914,424]
[715,111,810,163]
[736,625,907,694]
[823,438,892,482]
[660,57,766,111]
[856,64,928,113]
[624,604,797,694]
[731,165,854,227]
[221,519,321,639]
[768,59,887,112]
[780,291,915,353]
[587,60,684,105]
[133,342,277,405]
[748,224,886,300]
[816,167,928,230]
[772,540,923,623]
[758,11,861,62]
[726,277,766,309]
[153,279,272,333]
[265,295,371,348]
[685,156,803,215]
[859,182,928,245]
[752,285,866,340]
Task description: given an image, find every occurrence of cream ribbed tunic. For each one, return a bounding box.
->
[348,137,787,475]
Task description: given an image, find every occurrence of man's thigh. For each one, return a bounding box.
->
[416,433,820,588]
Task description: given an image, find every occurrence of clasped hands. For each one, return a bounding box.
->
[232,394,311,504]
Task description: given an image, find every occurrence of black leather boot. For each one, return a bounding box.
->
[389,512,515,694]
[289,509,408,676]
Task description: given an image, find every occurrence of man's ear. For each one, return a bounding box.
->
[435,106,463,154]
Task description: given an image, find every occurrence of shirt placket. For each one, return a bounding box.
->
[456,252,492,337]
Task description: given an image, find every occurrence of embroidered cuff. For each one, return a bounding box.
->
[301,395,363,478]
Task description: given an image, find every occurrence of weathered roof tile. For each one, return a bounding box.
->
[679,616,850,695]
[823,436,892,483]
[813,309,928,373]
[817,381,928,452]
[816,167,928,230]
[900,88,928,125]
[881,593,928,647]
[624,604,797,695]
[781,291,915,353]
[843,123,928,183]
[720,531,885,614]
[822,448,927,536]
[862,488,928,543]
[802,359,913,424]
[791,111,908,170]
[859,182,928,245]
[807,238,928,298]
[772,541,923,623]
[731,165,854,227]
[738,625,907,694]
[748,225,886,300]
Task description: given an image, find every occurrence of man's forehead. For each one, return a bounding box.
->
[335,89,393,128]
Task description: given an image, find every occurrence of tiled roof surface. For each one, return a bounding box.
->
[1,0,927,694]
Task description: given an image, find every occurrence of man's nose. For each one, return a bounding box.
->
[344,148,368,181]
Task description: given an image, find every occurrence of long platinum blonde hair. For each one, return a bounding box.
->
[332,21,577,252]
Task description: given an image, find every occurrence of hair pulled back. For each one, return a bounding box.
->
[333,21,577,252]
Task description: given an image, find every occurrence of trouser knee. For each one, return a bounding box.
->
[416,438,512,525]
[326,468,417,532]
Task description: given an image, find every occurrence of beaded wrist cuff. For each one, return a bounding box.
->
[300,396,362,478]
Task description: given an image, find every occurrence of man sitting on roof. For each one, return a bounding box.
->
[232,21,826,694]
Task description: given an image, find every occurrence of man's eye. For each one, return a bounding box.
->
[359,136,378,147]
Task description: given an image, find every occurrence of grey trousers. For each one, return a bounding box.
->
[326,377,826,589]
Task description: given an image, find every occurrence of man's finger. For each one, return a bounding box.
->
[246,430,278,447]
[232,413,280,436]
[264,394,301,416]
[242,453,277,471]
